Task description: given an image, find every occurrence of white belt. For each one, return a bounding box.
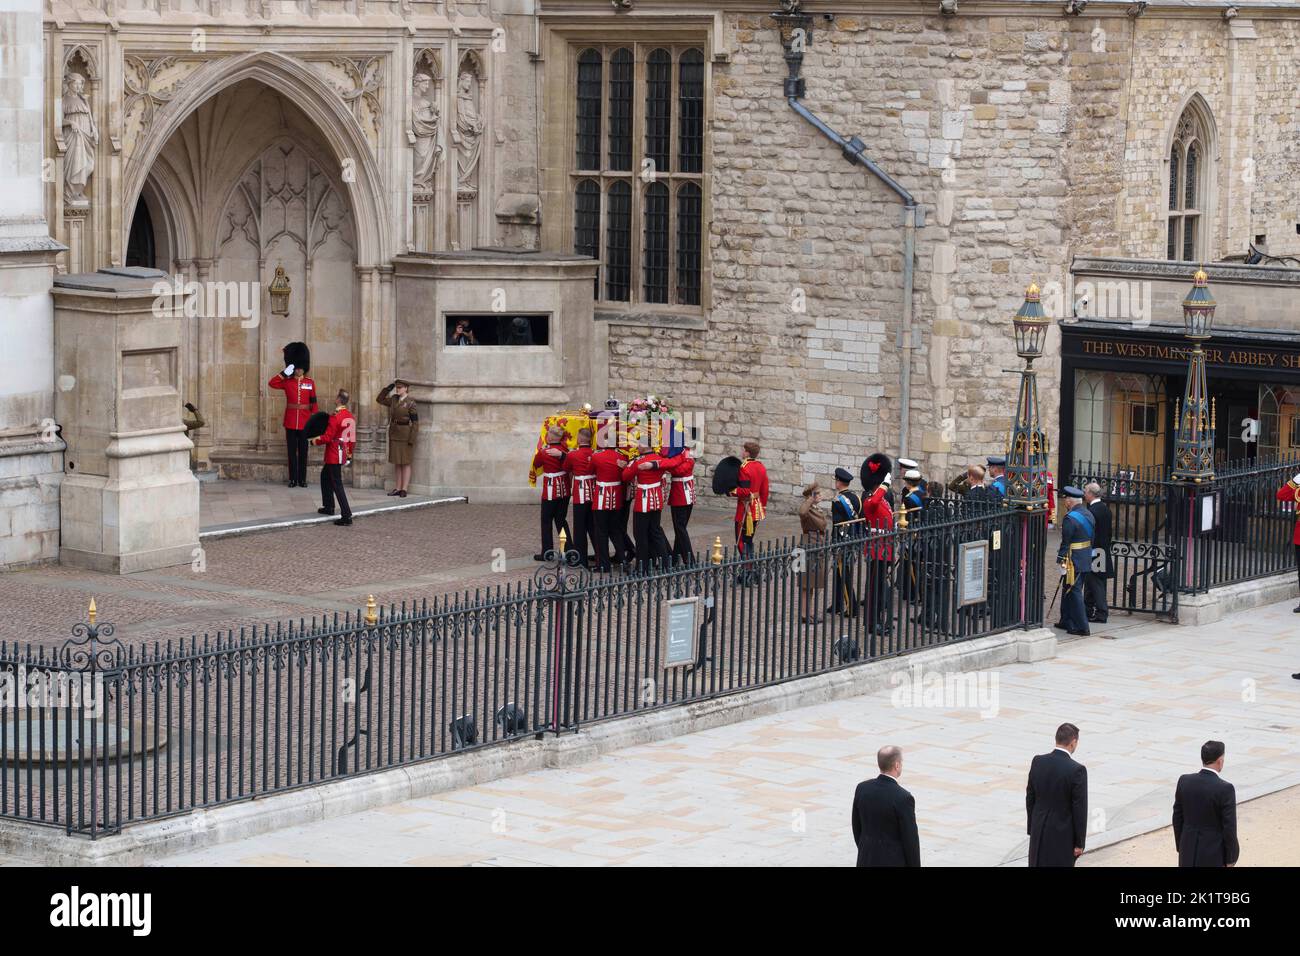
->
[574,475,594,482]
[543,473,565,483]
[596,480,621,488]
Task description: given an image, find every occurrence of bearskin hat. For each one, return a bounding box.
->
[860,452,893,492]
[283,341,311,373]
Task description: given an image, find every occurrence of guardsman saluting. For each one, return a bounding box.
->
[1055,485,1095,636]
[269,342,317,488]
[312,389,355,526]
[532,424,571,561]
[622,434,670,573]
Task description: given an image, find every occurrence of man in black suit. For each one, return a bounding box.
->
[1172,740,1240,868]
[1083,482,1112,624]
[1026,722,1088,866]
[851,745,921,867]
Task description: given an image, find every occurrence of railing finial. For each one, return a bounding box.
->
[365,594,378,626]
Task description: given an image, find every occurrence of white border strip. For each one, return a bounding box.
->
[199,496,467,540]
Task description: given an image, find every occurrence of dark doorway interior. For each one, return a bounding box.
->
[125,201,156,270]
[1208,378,1260,465]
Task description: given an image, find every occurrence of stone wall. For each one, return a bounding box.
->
[1,0,63,569]
[597,6,1300,512]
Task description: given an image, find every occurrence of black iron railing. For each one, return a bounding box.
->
[1,499,1040,837]
[1072,454,1300,606]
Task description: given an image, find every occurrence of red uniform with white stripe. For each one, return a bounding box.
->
[1275,478,1300,544]
[565,445,596,505]
[590,448,628,511]
[623,453,667,513]
[316,407,356,465]
[268,373,318,430]
[658,450,697,506]
[532,443,570,501]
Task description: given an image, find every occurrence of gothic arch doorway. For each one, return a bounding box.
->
[139,78,362,473]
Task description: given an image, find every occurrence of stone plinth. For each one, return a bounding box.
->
[393,249,601,504]
[53,267,199,573]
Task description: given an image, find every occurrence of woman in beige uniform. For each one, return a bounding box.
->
[798,482,830,624]
[377,380,419,497]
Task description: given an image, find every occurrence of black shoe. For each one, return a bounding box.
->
[387,489,401,496]
[334,518,352,526]
[1051,622,1069,631]
[287,480,297,488]
[318,508,334,516]
[1293,605,1300,614]
[1067,628,1090,636]
[1293,672,1300,680]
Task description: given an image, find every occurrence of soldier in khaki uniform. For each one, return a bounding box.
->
[377,379,419,497]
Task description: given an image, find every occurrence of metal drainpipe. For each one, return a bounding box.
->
[777,14,920,457]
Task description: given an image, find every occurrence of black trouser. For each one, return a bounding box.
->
[864,556,891,634]
[286,428,309,485]
[540,497,571,556]
[591,508,627,572]
[632,509,670,572]
[320,463,351,519]
[831,538,858,616]
[670,504,693,565]
[614,502,636,562]
[571,501,594,565]
[735,520,756,558]
[1084,565,1109,622]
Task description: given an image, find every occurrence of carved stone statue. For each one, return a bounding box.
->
[410,72,442,191]
[452,70,484,194]
[62,72,98,205]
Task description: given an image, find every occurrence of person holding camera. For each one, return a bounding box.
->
[449,319,476,346]
[376,380,419,497]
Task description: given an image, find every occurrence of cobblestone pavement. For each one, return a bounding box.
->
[200,479,421,531]
[0,500,801,648]
[152,596,1300,867]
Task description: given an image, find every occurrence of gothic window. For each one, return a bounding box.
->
[569,43,707,311]
[1167,104,1211,262]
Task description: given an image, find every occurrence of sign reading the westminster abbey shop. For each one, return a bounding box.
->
[1065,334,1300,373]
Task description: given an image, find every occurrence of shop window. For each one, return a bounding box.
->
[1130,403,1159,435]
[1073,370,1168,468]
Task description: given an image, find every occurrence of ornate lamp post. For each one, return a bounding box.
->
[1006,282,1050,510]
[1171,268,1216,482]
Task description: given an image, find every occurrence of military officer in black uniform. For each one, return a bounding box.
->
[830,467,861,617]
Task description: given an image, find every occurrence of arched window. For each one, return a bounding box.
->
[1167,103,1211,262]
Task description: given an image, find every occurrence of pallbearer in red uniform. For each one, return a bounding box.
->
[564,427,597,567]
[590,420,634,573]
[732,440,769,584]
[533,425,572,560]
[269,342,317,487]
[657,439,697,565]
[622,435,671,573]
[311,389,355,526]
[859,454,896,638]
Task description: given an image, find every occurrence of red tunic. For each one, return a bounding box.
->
[533,443,570,500]
[658,450,697,506]
[565,445,596,505]
[269,373,318,430]
[590,449,628,511]
[733,458,769,523]
[623,453,667,513]
[860,485,894,560]
[1276,479,1300,545]
[315,408,355,465]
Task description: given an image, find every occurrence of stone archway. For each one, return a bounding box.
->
[133,76,367,475]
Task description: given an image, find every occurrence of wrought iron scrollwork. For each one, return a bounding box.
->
[60,620,123,673]
[532,548,592,596]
